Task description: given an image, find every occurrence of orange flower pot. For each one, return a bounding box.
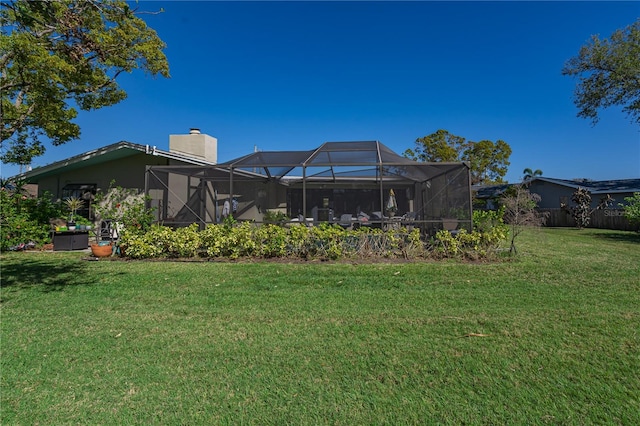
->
[91,243,113,258]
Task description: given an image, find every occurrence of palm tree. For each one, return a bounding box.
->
[523,168,543,181]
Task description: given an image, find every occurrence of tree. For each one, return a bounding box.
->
[620,192,640,231]
[522,168,543,181]
[0,0,170,166]
[404,129,468,163]
[404,129,512,185]
[562,19,640,125]
[500,184,547,255]
[465,139,512,185]
[562,187,613,229]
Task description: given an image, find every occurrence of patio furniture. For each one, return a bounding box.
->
[338,214,354,230]
[53,230,89,251]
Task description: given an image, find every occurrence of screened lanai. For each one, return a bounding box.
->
[145,141,472,236]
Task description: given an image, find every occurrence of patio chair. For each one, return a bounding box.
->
[402,212,417,231]
[99,220,119,243]
[338,214,354,230]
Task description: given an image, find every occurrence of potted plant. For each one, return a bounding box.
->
[64,196,84,231]
[90,239,114,257]
[89,216,113,257]
[74,216,92,231]
[90,181,155,258]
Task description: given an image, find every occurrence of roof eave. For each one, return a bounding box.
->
[13,141,214,182]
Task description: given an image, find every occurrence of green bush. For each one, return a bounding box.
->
[0,184,64,251]
[255,224,288,257]
[93,181,155,233]
[169,224,202,258]
[262,210,290,223]
[116,214,506,261]
[473,207,506,233]
[433,209,508,259]
[119,225,169,259]
[200,223,230,258]
[621,192,640,231]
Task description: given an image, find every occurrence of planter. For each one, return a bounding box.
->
[90,243,113,257]
[67,222,76,231]
[442,218,459,231]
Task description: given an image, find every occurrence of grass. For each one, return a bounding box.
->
[1,228,639,424]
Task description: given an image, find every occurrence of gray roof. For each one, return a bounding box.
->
[13,141,215,182]
[530,177,640,194]
[218,140,466,182]
[474,177,640,199]
[473,183,511,199]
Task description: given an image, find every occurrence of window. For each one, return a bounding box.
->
[61,184,96,219]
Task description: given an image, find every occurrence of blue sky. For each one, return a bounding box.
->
[2,1,639,182]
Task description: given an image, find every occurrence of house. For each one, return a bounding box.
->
[145,141,473,236]
[526,177,640,209]
[475,177,640,209]
[14,134,473,236]
[474,177,640,231]
[13,129,218,208]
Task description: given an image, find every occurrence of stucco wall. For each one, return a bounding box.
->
[169,133,217,164]
[37,153,170,200]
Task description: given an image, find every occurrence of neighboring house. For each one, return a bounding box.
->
[472,183,510,210]
[12,129,218,212]
[526,177,640,209]
[475,177,640,209]
[474,177,640,231]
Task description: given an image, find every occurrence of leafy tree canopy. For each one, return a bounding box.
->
[562,19,640,125]
[404,129,512,185]
[0,0,170,166]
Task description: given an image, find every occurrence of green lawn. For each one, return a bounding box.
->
[1,228,639,424]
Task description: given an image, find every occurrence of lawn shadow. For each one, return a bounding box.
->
[589,230,640,244]
[1,255,95,292]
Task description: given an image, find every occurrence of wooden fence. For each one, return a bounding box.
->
[539,209,637,231]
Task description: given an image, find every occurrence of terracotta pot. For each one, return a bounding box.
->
[91,243,113,257]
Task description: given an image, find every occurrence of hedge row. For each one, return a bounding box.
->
[119,218,508,261]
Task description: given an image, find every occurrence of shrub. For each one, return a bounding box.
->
[500,185,547,254]
[169,224,202,258]
[200,223,230,258]
[0,183,63,251]
[432,209,508,259]
[262,210,290,224]
[93,181,155,234]
[621,192,640,231]
[119,225,170,259]
[288,223,312,258]
[115,215,507,261]
[255,224,288,257]
[562,187,613,230]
